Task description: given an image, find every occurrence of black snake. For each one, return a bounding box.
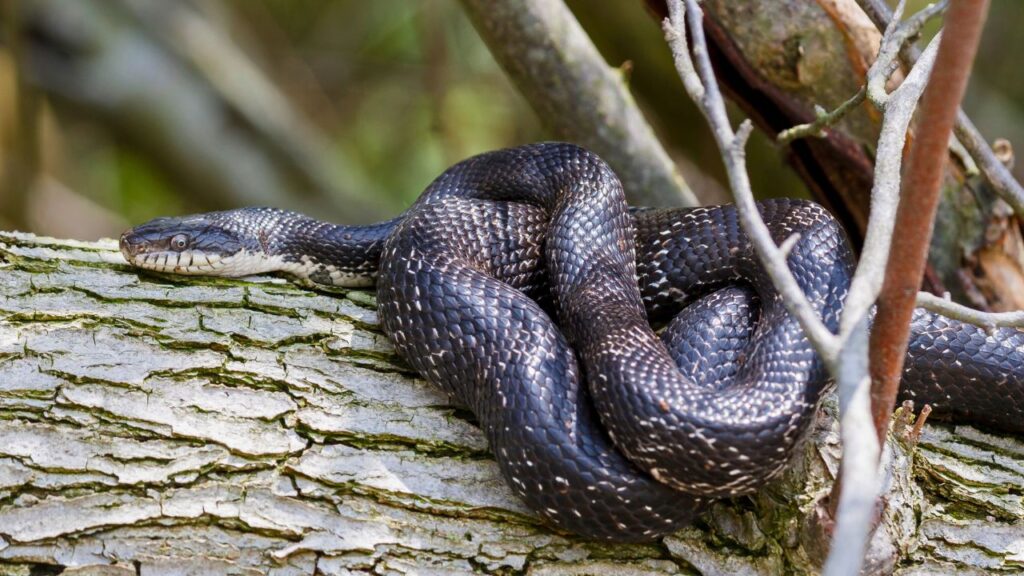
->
[120,143,1024,541]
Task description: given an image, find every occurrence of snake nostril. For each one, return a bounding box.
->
[119,232,141,258]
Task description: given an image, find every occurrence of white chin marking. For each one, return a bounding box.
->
[132,249,290,277]
[133,250,226,275]
[333,275,376,288]
[131,250,376,286]
[284,255,376,287]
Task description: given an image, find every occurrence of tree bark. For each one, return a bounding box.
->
[0,232,1021,575]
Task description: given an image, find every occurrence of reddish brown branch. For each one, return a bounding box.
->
[868,0,990,444]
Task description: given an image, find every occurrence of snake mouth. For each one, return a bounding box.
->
[121,247,227,274]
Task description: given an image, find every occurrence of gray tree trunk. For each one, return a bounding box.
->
[0,232,1020,575]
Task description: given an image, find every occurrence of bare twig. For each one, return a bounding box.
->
[774,0,941,148]
[857,0,1024,215]
[785,2,945,342]
[916,291,1024,331]
[954,112,1024,214]
[664,2,947,575]
[820,10,940,553]
[866,0,948,107]
[776,88,867,145]
[460,0,700,207]
[909,404,933,443]
[821,35,942,576]
[869,0,990,443]
[838,33,943,342]
[663,0,839,360]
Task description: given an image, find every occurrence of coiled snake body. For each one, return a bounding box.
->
[121,143,1024,541]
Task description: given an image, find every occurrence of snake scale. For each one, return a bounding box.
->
[121,143,1024,541]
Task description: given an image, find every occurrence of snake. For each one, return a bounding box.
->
[120,143,1024,542]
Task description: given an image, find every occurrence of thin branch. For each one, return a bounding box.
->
[916,291,1024,331]
[776,1,945,166]
[664,3,949,575]
[460,0,700,207]
[779,4,947,342]
[857,0,1024,215]
[954,111,1024,215]
[869,0,990,444]
[838,34,943,342]
[909,404,933,442]
[776,88,867,145]
[823,31,943,576]
[828,362,878,576]
[866,0,948,107]
[867,0,909,106]
[663,0,839,361]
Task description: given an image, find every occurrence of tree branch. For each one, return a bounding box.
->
[839,31,943,343]
[820,32,942,576]
[856,0,1024,216]
[663,0,839,360]
[776,89,867,146]
[2,231,1022,573]
[460,0,701,207]
[662,2,955,574]
[776,0,946,148]
[17,0,386,222]
[869,0,990,446]
[916,291,1024,331]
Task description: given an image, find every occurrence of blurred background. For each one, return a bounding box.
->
[0,0,1020,240]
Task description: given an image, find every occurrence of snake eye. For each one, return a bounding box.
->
[170,234,189,251]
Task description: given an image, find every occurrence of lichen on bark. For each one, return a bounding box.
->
[0,232,1020,574]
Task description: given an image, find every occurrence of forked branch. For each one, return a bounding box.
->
[662,1,950,575]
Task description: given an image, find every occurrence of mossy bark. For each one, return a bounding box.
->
[0,232,1020,575]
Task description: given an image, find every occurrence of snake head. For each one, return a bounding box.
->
[119,211,264,276]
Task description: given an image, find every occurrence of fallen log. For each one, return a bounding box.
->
[0,232,1020,574]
